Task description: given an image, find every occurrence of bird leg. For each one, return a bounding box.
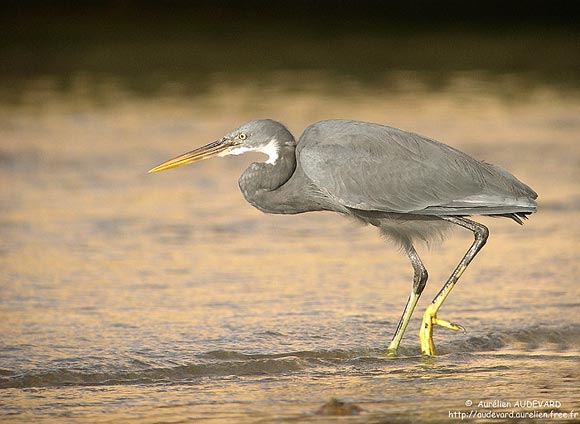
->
[419,217,489,355]
[386,245,428,356]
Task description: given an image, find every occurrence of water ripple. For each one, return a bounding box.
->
[2,325,577,390]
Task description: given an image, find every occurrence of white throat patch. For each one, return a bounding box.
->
[222,138,280,165]
[260,139,280,165]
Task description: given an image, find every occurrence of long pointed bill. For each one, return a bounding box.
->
[149,139,231,173]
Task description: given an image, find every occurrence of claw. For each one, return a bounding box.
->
[432,317,463,332]
[419,304,464,355]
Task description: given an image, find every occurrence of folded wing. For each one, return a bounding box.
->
[298,120,537,216]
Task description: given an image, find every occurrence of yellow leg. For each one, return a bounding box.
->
[386,245,428,356]
[386,292,420,356]
[418,217,488,356]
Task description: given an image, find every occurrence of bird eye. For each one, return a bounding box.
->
[238,133,247,140]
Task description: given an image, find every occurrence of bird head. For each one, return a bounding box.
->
[149,119,293,173]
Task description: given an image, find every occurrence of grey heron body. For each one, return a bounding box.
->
[150,119,537,355]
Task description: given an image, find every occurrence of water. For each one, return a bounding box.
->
[1,70,580,421]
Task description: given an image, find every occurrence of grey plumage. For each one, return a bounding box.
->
[150,118,537,355]
[300,120,536,216]
[234,119,536,247]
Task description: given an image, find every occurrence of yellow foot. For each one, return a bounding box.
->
[385,346,398,357]
[419,304,464,356]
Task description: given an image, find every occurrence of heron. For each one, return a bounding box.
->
[149,119,537,356]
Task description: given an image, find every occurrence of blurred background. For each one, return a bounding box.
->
[1,1,579,422]
[1,0,579,98]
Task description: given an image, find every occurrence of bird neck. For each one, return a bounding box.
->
[238,142,297,214]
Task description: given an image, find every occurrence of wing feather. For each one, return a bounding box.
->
[298,120,537,215]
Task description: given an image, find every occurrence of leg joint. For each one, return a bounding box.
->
[474,223,489,245]
[442,216,489,245]
[406,245,428,295]
[413,267,428,294]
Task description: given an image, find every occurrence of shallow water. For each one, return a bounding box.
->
[1,73,579,423]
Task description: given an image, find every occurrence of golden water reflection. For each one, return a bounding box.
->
[0,74,579,422]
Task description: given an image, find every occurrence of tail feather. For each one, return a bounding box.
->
[493,211,533,225]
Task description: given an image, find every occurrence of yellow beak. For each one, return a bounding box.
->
[148,139,231,173]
